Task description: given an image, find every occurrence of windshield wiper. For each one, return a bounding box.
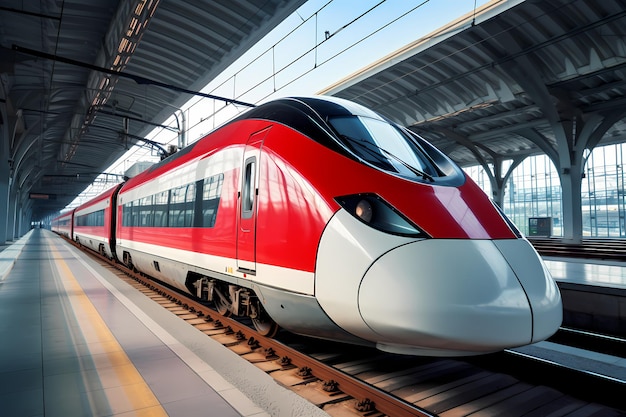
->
[339,134,434,182]
[379,147,434,181]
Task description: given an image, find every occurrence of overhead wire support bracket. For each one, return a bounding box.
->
[12,44,257,108]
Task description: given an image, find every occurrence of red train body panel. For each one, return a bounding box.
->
[52,96,562,356]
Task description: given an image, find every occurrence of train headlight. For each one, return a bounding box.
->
[335,193,429,238]
[355,199,373,223]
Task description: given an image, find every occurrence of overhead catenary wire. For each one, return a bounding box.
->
[66,0,587,209]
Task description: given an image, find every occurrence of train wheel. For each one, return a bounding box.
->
[250,302,279,337]
[212,283,232,317]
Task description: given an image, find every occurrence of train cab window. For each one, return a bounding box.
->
[328,115,440,182]
[242,157,255,219]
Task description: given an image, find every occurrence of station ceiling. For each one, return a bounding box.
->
[0,0,305,220]
[323,0,626,172]
[3,0,626,222]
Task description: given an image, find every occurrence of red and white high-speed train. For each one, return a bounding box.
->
[52,96,562,356]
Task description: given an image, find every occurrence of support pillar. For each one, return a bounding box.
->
[0,74,10,244]
[559,165,584,243]
[0,149,8,245]
[7,187,18,241]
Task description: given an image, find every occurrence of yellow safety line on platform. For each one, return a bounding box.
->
[50,242,168,417]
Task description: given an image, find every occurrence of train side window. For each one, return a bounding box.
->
[176,211,186,227]
[166,183,196,227]
[153,191,169,227]
[139,195,153,227]
[184,183,196,227]
[169,185,186,227]
[122,202,132,226]
[242,158,255,219]
[169,209,181,226]
[202,173,224,227]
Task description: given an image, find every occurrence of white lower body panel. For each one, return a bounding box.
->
[115,240,315,295]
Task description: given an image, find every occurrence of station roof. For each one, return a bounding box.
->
[321,0,626,169]
[1,0,305,220]
[4,0,626,222]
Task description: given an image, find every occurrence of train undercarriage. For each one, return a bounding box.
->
[119,251,279,337]
[190,277,280,337]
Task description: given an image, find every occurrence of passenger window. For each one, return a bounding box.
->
[202,173,224,227]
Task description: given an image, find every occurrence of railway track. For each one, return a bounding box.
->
[84,244,624,416]
[549,327,626,359]
[530,238,626,261]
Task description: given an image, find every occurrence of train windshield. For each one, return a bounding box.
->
[328,115,440,182]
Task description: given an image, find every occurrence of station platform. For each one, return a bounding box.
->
[545,257,626,290]
[0,229,329,417]
[544,257,626,337]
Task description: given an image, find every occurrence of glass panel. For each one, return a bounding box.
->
[202,174,224,227]
[465,144,626,238]
[242,159,255,217]
[153,191,169,227]
[328,115,439,181]
[582,144,625,237]
[465,155,562,236]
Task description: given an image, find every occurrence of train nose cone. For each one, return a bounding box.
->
[492,239,562,343]
[358,239,561,356]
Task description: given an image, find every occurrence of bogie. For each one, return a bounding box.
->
[122,252,134,271]
[194,277,279,336]
[212,282,233,317]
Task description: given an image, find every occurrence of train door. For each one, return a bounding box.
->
[237,127,270,273]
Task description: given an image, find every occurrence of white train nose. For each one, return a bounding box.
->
[358,239,562,356]
[491,239,562,343]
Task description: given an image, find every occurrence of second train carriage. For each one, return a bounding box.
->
[73,184,123,259]
[51,210,73,238]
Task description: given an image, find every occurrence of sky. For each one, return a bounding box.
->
[64,0,491,210]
